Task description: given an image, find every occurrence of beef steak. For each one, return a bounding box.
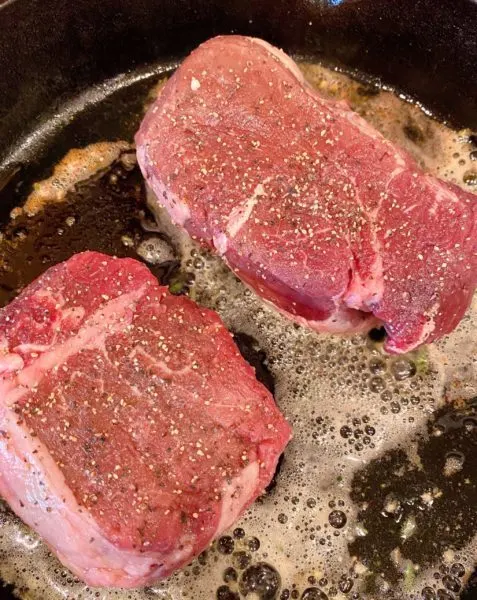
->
[0,251,291,588]
[136,35,477,353]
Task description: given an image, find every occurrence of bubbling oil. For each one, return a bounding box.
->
[0,61,476,600]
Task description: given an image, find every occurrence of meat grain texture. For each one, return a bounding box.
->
[136,35,477,353]
[0,251,291,587]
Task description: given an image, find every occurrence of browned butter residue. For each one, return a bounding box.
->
[19,141,133,217]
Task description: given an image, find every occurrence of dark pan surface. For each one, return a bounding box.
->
[2,0,477,216]
[0,1,477,599]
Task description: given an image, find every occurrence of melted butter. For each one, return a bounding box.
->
[299,63,476,190]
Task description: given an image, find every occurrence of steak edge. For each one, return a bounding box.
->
[136,35,477,353]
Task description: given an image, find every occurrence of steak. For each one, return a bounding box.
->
[0,251,291,588]
[136,35,477,353]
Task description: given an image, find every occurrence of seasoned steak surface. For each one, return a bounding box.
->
[0,251,291,587]
[136,35,477,353]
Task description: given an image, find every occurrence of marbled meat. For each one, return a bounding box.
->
[136,35,477,353]
[0,251,291,587]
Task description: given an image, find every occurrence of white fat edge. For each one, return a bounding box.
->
[137,147,191,227]
[215,462,260,534]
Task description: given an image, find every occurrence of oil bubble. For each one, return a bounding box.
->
[338,577,353,593]
[248,537,261,552]
[390,401,401,414]
[369,377,386,393]
[217,536,235,555]
[301,588,328,600]
[216,585,240,600]
[233,551,252,570]
[328,510,347,529]
[340,426,352,438]
[239,562,281,599]
[442,575,461,593]
[369,358,386,374]
[233,528,246,540]
[391,358,416,381]
[450,563,465,577]
[463,170,477,186]
[223,568,238,583]
[193,257,205,269]
[136,236,174,265]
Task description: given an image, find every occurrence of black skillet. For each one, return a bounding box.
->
[0,0,477,598]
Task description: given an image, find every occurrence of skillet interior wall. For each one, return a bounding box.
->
[1,0,477,167]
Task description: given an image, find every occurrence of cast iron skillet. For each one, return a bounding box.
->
[0,0,476,598]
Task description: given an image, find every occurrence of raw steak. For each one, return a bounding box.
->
[136,35,477,353]
[0,251,291,588]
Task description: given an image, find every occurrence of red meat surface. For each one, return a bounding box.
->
[136,35,477,353]
[0,251,291,587]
